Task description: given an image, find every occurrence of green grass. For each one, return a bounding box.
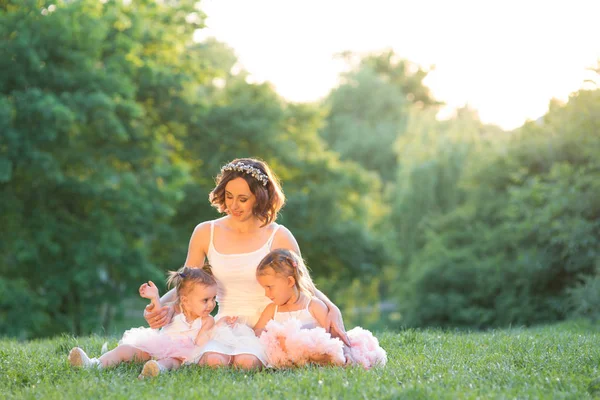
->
[2,321,600,399]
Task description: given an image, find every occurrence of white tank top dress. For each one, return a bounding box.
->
[273,300,319,329]
[200,220,280,363]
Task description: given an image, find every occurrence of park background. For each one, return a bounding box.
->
[1,0,599,341]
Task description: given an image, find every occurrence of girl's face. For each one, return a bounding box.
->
[181,284,217,320]
[257,267,296,306]
[224,177,256,221]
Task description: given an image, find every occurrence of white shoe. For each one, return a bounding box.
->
[68,347,101,369]
[138,360,165,379]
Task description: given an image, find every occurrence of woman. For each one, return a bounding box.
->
[144,158,349,369]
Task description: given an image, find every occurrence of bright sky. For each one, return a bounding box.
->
[195,0,599,130]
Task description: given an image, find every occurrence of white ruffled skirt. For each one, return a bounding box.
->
[201,320,267,365]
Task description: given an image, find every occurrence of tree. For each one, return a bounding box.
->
[397,87,600,328]
[391,106,496,266]
[0,0,202,337]
[320,50,441,182]
[0,1,394,337]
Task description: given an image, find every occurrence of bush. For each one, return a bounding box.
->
[567,272,600,321]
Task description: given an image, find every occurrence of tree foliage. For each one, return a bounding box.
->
[3,0,597,337]
[0,0,390,337]
[0,0,200,337]
[398,89,600,328]
[320,50,441,181]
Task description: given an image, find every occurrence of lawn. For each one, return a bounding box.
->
[2,321,599,399]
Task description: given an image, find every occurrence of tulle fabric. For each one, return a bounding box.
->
[119,327,197,361]
[259,319,345,368]
[346,326,388,369]
[118,314,208,364]
[259,319,387,369]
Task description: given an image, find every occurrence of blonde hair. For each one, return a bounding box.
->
[166,265,217,301]
[256,249,316,296]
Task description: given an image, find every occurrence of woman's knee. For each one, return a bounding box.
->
[232,355,262,370]
[201,352,230,368]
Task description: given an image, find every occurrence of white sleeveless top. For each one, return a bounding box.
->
[273,300,318,329]
[207,221,279,327]
[161,313,204,340]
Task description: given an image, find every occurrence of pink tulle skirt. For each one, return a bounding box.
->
[346,326,388,369]
[119,327,199,362]
[259,319,387,369]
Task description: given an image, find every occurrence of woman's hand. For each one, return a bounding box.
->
[326,306,351,347]
[343,345,356,366]
[144,302,175,329]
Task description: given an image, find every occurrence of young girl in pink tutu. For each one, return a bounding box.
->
[254,249,387,369]
[68,267,217,379]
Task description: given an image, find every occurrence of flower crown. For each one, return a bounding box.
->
[221,162,269,186]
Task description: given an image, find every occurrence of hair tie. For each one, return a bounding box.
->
[179,271,187,279]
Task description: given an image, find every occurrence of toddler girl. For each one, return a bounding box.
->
[254,249,387,369]
[68,267,216,378]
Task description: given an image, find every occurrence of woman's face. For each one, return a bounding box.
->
[181,284,217,320]
[257,268,296,306]
[225,177,256,221]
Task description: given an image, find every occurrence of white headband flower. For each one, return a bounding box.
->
[221,162,269,186]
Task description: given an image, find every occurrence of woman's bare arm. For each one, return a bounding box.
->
[144,222,211,328]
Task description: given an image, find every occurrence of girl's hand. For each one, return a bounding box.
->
[144,302,175,329]
[217,316,238,327]
[139,281,161,310]
[139,281,159,300]
[326,306,351,347]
